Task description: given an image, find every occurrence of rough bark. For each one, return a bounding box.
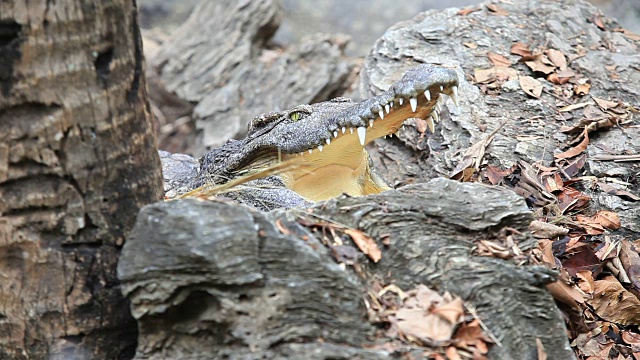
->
[151,0,359,155]
[119,179,574,359]
[0,1,163,359]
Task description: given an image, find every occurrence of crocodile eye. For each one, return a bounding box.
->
[289,112,302,121]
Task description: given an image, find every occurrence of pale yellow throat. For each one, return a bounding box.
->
[280,131,390,201]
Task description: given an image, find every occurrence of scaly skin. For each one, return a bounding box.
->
[162,64,459,210]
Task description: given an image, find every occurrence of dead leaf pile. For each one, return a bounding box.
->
[473,158,640,359]
[366,283,492,359]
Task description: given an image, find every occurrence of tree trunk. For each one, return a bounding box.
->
[0,1,162,359]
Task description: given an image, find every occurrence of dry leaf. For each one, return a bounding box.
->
[536,338,548,360]
[433,297,465,324]
[559,102,590,112]
[598,182,640,202]
[592,96,619,110]
[593,14,606,31]
[622,331,640,345]
[487,52,511,67]
[576,270,596,293]
[474,68,496,83]
[446,346,462,360]
[554,128,589,160]
[589,276,640,325]
[593,211,620,230]
[485,4,509,16]
[510,42,532,57]
[525,55,556,74]
[529,220,569,239]
[546,49,567,69]
[618,240,640,296]
[458,7,481,16]
[519,76,543,98]
[546,281,585,310]
[344,229,382,263]
[464,42,478,49]
[575,83,591,96]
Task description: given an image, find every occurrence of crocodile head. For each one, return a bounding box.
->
[200,64,459,202]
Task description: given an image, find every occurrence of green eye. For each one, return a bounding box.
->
[289,112,302,121]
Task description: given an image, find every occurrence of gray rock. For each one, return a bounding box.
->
[154,0,358,155]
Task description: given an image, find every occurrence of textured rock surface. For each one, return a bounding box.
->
[361,0,639,232]
[119,179,574,359]
[152,0,358,154]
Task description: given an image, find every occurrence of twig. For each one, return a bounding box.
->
[465,304,503,347]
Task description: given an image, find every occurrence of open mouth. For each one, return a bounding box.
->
[278,65,460,201]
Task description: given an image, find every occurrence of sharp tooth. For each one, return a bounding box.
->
[436,102,442,112]
[369,119,374,127]
[350,127,354,134]
[357,126,366,146]
[402,124,406,130]
[440,85,444,91]
[451,86,459,107]
[399,98,404,106]
[384,135,387,139]
[379,110,384,120]
[426,116,435,133]
[333,130,338,138]
[308,149,313,154]
[341,126,346,134]
[326,138,331,145]
[385,104,390,113]
[299,152,303,156]
[433,111,440,122]
[424,91,431,101]
[410,97,417,112]
[318,145,323,152]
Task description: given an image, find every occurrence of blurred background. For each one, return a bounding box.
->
[139,0,640,57]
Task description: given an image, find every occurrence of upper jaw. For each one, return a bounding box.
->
[255,64,460,155]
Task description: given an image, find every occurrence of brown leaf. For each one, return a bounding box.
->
[485,4,509,16]
[546,49,567,69]
[487,52,511,67]
[344,229,382,263]
[474,68,496,83]
[484,165,513,185]
[463,42,478,49]
[592,96,619,110]
[559,102,590,113]
[593,211,620,230]
[554,128,589,160]
[529,221,569,239]
[594,14,606,31]
[536,338,547,360]
[576,270,596,293]
[510,42,532,57]
[519,76,543,98]
[275,219,291,235]
[547,73,571,85]
[458,7,481,16]
[525,55,556,74]
[446,346,462,360]
[622,331,640,346]
[557,187,591,214]
[546,281,585,310]
[575,83,591,96]
[589,276,640,325]
[395,285,462,343]
[619,240,640,297]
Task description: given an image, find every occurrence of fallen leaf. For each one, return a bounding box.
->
[592,96,619,110]
[446,346,462,360]
[510,42,532,58]
[593,14,606,31]
[525,55,556,74]
[559,102,591,113]
[464,42,478,49]
[485,4,508,16]
[554,128,589,160]
[344,229,382,263]
[458,7,481,16]
[548,73,571,85]
[557,186,591,214]
[589,276,640,325]
[576,270,596,293]
[519,76,543,98]
[622,331,640,345]
[546,49,567,69]
[487,52,511,67]
[621,29,640,41]
[484,165,513,185]
[593,211,620,230]
[395,285,463,343]
[536,338,547,360]
[618,240,640,297]
[546,280,585,310]
[575,83,591,96]
[433,297,464,324]
[529,221,569,239]
[474,68,496,83]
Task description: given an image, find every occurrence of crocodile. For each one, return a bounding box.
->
[161,64,459,210]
